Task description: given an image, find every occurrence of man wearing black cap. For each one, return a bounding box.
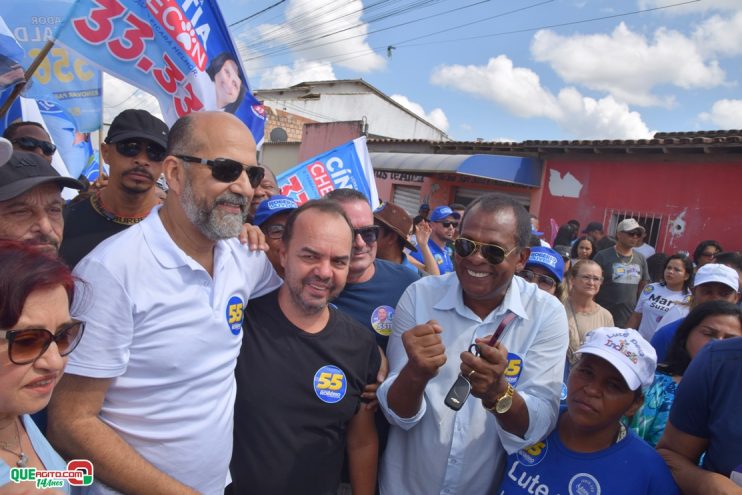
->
[0,150,83,253]
[60,109,169,267]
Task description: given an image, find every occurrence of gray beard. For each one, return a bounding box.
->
[180,179,246,240]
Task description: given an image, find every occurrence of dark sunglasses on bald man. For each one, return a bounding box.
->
[116,139,167,162]
[175,155,265,188]
[454,237,518,265]
[0,320,85,365]
[12,137,57,156]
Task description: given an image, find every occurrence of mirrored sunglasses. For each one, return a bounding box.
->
[176,155,264,187]
[115,140,167,162]
[13,137,57,156]
[453,237,518,265]
[0,320,85,365]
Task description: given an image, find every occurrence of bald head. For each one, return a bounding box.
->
[168,112,256,160]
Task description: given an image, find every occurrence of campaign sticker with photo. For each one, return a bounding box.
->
[371,305,394,336]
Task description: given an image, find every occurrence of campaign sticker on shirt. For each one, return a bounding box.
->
[313,365,347,404]
[504,353,524,387]
[643,284,654,294]
[371,305,394,336]
[225,295,245,336]
[435,254,444,265]
[560,383,568,401]
[568,473,601,495]
[517,440,548,466]
[612,263,642,285]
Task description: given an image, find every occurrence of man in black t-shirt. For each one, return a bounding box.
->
[231,200,380,495]
[60,109,168,267]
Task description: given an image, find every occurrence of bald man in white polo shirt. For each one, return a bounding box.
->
[48,112,282,495]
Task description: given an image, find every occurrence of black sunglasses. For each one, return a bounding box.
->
[518,269,557,289]
[13,137,57,156]
[176,155,264,187]
[0,320,85,365]
[437,221,459,229]
[115,140,167,162]
[454,237,518,265]
[354,226,380,245]
[624,230,644,238]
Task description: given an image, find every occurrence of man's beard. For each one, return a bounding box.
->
[180,178,247,240]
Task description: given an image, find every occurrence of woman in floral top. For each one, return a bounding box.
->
[628,300,742,446]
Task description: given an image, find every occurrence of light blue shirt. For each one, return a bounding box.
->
[378,274,568,495]
[0,415,69,493]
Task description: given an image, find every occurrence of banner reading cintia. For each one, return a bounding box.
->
[9,459,94,489]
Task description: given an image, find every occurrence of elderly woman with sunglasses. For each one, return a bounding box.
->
[0,240,84,492]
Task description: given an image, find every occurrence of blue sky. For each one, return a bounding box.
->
[109,0,742,141]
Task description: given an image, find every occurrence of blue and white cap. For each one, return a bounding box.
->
[252,195,298,226]
[526,246,565,282]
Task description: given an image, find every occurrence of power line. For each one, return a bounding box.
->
[248,0,699,77]
[228,0,289,27]
[243,0,498,62]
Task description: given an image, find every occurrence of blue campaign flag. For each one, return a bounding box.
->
[56,0,266,145]
[2,5,102,133]
[0,16,26,90]
[277,137,379,206]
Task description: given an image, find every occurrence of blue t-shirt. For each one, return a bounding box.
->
[669,337,742,477]
[333,259,420,349]
[497,414,679,495]
[1,415,70,493]
[651,318,684,363]
[409,239,454,274]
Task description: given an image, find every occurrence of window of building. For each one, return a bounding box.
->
[605,209,664,249]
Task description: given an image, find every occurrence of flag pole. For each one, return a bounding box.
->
[0,40,54,119]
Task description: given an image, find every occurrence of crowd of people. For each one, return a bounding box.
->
[0,109,740,495]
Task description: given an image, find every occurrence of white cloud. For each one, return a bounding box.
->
[431,55,653,140]
[692,11,742,57]
[531,23,726,107]
[258,59,336,89]
[390,94,449,132]
[253,0,385,73]
[699,99,742,128]
[103,74,161,125]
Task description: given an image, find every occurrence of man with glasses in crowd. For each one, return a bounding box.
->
[47,112,282,495]
[593,218,650,327]
[252,194,298,277]
[59,109,169,267]
[410,205,459,274]
[377,194,568,494]
[3,121,57,163]
[326,189,419,351]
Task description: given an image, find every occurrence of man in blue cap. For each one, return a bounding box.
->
[252,194,298,277]
[409,205,460,274]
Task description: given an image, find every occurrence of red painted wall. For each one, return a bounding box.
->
[537,156,742,253]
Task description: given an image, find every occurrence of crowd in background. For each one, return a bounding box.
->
[0,110,740,495]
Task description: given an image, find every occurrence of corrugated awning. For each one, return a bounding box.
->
[369,152,542,187]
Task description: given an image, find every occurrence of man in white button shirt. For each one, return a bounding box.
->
[47,112,282,495]
[377,193,569,495]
